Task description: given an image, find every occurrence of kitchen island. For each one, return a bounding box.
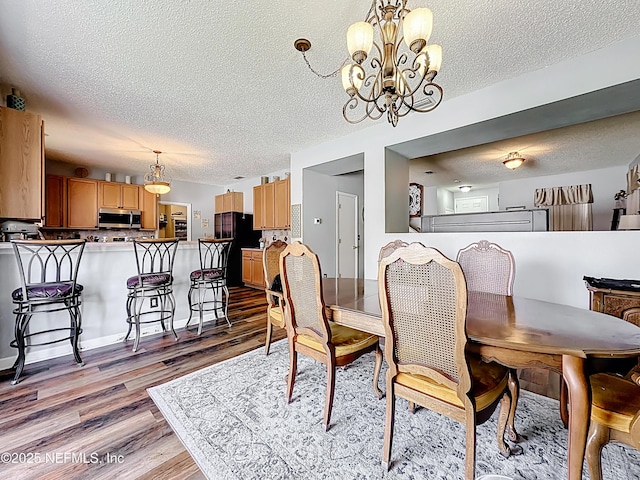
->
[0,241,232,370]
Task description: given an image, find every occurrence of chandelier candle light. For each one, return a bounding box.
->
[144,150,171,195]
[296,0,443,127]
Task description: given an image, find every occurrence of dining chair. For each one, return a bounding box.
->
[456,240,523,440]
[280,241,382,431]
[186,238,233,335]
[10,239,86,384]
[586,372,640,480]
[379,243,519,478]
[125,238,179,352]
[262,240,287,355]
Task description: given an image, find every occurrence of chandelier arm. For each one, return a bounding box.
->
[403,82,443,113]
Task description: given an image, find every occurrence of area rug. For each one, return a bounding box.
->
[148,341,640,479]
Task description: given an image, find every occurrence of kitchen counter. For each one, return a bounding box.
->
[0,240,203,369]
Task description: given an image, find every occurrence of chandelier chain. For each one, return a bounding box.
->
[302,51,349,79]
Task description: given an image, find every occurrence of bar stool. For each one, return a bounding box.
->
[125,238,179,352]
[186,238,233,335]
[10,239,86,385]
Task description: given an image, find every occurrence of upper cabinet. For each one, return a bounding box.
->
[99,181,139,209]
[67,178,98,229]
[215,191,243,213]
[45,174,66,228]
[139,187,158,230]
[253,177,290,230]
[0,106,44,220]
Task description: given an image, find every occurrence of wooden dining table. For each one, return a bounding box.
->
[322,277,640,480]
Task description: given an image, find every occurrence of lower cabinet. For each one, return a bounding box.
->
[242,248,264,289]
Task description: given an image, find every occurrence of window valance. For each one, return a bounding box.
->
[534,184,593,207]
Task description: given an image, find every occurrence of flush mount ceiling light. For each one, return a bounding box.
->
[144,150,171,195]
[503,151,525,170]
[459,185,471,193]
[295,0,443,127]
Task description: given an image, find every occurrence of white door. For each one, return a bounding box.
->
[336,192,358,278]
[454,196,489,214]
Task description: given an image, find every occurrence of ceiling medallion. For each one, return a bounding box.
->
[144,150,171,195]
[295,0,443,127]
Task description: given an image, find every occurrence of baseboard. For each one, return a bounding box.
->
[0,314,222,371]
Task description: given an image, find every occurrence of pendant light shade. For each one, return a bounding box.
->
[144,150,171,194]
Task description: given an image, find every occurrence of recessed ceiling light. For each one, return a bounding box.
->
[424,170,434,175]
[233,176,245,180]
[459,185,472,193]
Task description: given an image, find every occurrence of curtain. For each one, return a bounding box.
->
[534,184,593,231]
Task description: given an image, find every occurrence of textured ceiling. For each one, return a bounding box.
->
[1,1,640,186]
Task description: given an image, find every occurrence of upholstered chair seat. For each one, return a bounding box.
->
[126,273,172,288]
[296,322,379,357]
[12,282,84,301]
[396,356,509,411]
[189,268,224,281]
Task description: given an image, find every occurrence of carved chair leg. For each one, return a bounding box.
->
[585,421,609,480]
[464,407,477,480]
[408,401,417,413]
[286,341,297,404]
[382,377,396,472]
[265,319,273,355]
[373,344,384,399]
[324,356,336,431]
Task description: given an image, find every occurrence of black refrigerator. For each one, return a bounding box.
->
[214,212,261,286]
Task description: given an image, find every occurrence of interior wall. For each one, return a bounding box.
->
[302,169,337,277]
[385,149,410,233]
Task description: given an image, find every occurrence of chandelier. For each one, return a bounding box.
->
[144,150,171,195]
[295,0,443,127]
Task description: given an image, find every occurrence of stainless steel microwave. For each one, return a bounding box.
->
[98,208,142,229]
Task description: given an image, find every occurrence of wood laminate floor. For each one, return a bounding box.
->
[0,285,560,479]
[0,286,285,480]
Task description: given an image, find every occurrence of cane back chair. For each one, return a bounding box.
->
[125,238,179,352]
[379,243,518,478]
[586,373,640,480]
[280,242,382,431]
[10,239,86,384]
[456,240,523,439]
[263,240,287,355]
[186,238,233,335]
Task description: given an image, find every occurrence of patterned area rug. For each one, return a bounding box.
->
[148,341,640,479]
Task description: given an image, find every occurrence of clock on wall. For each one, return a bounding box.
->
[409,183,423,217]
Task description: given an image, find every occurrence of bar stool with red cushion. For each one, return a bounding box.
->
[125,238,179,352]
[10,239,86,384]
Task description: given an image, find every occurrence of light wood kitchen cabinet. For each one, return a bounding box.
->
[274,178,290,229]
[253,178,290,230]
[0,106,44,220]
[67,178,98,228]
[45,174,66,228]
[242,248,264,288]
[253,182,275,229]
[139,187,158,230]
[98,181,139,209]
[214,191,243,213]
